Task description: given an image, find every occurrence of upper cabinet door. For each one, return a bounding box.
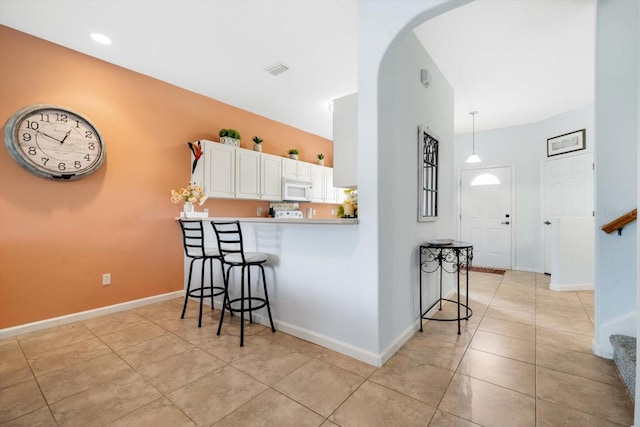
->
[203,141,235,198]
[310,164,326,202]
[282,158,298,179]
[296,161,312,181]
[261,154,282,201]
[236,149,261,199]
[282,157,312,181]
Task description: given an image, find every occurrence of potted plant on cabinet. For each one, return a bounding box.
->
[288,148,299,160]
[252,136,263,152]
[317,153,325,166]
[219,129,241,147]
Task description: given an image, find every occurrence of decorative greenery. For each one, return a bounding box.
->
[288,148,299,155]
[219,129,241,140]
[317,153,325,160]
[252,136,263,144]
[170,182,208,206]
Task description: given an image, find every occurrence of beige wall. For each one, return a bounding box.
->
[0,26,334,328]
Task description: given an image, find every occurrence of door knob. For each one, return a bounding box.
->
[544,221,551,225]
[501,221,510,225]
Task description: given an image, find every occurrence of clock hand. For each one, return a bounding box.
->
[60,129,72,144]
[36,130,63,144]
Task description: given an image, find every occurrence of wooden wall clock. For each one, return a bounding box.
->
[3,104,106,180]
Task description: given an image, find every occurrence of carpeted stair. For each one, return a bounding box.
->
[610,334,636,399]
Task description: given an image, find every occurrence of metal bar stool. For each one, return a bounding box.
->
[210,220,276,346]
[177,219,225,327]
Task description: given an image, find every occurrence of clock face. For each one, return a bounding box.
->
[4,104,106,180]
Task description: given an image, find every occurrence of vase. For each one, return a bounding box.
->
[318,159,324,166]
[254,143,262,152]
[220,137,240,148]
[183,202,194,213]
[289,154,298,160]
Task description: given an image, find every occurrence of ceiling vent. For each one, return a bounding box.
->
[265,62,291,76]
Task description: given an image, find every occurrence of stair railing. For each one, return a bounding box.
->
[600,208,637,235]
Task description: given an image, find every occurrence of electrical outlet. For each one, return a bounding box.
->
[102,273,111,285]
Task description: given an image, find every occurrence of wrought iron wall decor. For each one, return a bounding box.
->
[418,126,439,222]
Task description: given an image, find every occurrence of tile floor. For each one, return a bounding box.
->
[0,270,635,426]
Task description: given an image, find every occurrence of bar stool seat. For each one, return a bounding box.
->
[178,219,225,327]
[211,220,275,346]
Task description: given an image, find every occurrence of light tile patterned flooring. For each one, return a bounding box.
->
[0,271,634,426]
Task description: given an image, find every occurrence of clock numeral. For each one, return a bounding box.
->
[74,120,80,128]
[74,161,81,169]
[22,133,31,142]
[25,120,39,131]
[56,113,68,123]
[42,157,49,165]
[88,142,95,150]
[84,154,91,161]
[58,162,66,171]
[85,131,93,139]
[39,113,50,122]
[28,147,36,155]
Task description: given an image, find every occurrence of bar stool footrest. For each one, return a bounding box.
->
[225,297,268,313]
[187,286,225,299]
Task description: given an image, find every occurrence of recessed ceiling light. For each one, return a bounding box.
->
[90,33,112,45]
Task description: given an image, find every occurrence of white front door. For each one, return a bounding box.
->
[460,166,513,269]
[542,153,594,274]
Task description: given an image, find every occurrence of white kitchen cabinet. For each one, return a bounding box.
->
[235,149,261,199]
[260,153,282,201]
[311,165,339,203]
[324,167,337,203]
[282,158,312,181]
[203,141,235,198]
[310,164,325,202]
[333,93,358,188]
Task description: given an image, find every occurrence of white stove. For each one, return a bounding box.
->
[274,210,303,219]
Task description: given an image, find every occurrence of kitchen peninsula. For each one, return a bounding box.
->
[177,217,370,362]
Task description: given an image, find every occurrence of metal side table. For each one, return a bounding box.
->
[419,241,473,334]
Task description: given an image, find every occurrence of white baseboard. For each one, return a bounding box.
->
[0,291,184,340]
[593,310,637,359]
[513,265,539,273]
[549,282,594,291]
[247,304,452,368]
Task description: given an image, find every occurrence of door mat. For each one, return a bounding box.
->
[463,266,506,275]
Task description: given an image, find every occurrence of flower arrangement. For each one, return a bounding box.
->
[170,182,208,206]
[342,188,358,218]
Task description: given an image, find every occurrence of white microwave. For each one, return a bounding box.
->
[282,178,313,202]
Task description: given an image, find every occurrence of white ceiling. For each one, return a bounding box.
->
[0,0,595,138]
[414,0,595,134]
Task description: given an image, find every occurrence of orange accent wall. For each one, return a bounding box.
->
[0,26,335,329]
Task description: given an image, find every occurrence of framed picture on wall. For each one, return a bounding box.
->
[547,129,586,157]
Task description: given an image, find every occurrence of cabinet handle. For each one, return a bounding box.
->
[501,221,510,225]
[544,221,551,225]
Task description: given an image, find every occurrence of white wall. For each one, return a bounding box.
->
[593,0,639,358]
[454,105,594,271]
[378,32,455,354]
[358,0,469,358]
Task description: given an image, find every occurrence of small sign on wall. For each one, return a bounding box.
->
[547,129,586,157]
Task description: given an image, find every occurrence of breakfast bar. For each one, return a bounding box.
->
[176,217,371,358]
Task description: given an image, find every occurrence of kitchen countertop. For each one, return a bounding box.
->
[175,216,359,225]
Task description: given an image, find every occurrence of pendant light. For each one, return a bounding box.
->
[466,111,481,163]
